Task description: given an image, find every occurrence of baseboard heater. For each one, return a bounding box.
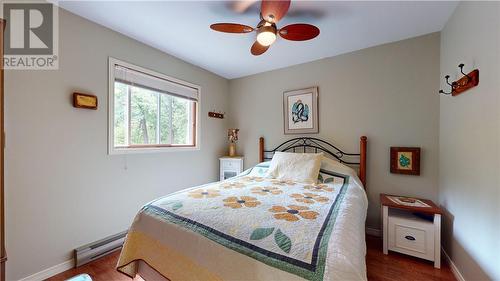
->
[74,230,127,267]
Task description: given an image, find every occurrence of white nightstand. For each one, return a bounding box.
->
[381,194,442,268]
[219,157,244,181]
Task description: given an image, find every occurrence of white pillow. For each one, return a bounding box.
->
[266,152,323,183]
[320,156,363,187]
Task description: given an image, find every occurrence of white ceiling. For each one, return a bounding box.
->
[58,1,458,79]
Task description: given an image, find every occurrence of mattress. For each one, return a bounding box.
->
[117,162,368,281]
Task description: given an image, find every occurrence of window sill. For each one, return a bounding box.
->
[108,145,199,155]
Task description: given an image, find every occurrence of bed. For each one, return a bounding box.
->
[117,136,368,281]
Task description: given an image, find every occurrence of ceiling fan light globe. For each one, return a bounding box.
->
[257,31,276,46]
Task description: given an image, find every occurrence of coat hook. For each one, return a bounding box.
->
[447,75,458,90]
[458,63,471,82]
[439,75,455,95]
[445,75,452,86]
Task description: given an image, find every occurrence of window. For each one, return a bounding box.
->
[108,58,199,154]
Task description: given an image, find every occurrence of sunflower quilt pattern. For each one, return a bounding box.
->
[141,166,350,281]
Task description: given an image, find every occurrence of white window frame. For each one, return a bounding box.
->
[108,57,200,155]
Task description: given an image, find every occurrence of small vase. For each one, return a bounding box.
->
[228,143,236,157]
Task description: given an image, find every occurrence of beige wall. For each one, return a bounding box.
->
[439,2,500,280]
[229,33,441,230]
[4,8,229,280]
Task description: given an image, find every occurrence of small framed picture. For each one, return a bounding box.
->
[390,147,421,175]
[73,92,98,110]
[283,87,318,134]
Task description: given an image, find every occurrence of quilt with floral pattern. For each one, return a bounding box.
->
[139,164,351,281]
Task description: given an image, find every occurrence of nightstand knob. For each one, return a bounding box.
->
[404,235,416,241]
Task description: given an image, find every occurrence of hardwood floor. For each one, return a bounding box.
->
[45,251,142,281]
[48,236,456,281]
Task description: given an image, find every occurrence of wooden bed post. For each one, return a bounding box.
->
[359,136,367,189]
[259,137,264,163]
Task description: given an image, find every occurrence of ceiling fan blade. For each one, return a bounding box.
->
[251,41,269,56]
[210,23,254,33]
[261,0,291,23]
[279,24,320,41]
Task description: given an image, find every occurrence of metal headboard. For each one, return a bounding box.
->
[258,136,368,188]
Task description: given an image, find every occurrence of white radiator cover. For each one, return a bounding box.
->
[74,231,127,267]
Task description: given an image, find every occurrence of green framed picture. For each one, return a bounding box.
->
[390,147,421,175]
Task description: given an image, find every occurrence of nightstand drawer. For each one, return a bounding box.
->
[222,160,239,169]
[388,210,434,261]
[394,224,426,253]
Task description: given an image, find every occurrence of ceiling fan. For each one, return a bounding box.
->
[210,0,320,56]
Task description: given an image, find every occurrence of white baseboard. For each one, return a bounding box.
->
[365,227,381,237]
[18,259,73,281]
[442,248,466,281]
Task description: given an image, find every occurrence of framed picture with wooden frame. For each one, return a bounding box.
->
[390,147,421,175]
[283,87,319,134]
[73,92,98,110]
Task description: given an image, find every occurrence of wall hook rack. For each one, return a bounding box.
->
[439,63,479,96]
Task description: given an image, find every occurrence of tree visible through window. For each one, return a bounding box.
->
[110,58,198,152]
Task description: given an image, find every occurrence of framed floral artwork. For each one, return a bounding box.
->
[390,147,421,175]
[283,87,319,134]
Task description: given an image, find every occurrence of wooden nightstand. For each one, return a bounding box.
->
[380,194,442,268]
[219,157,244,181]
